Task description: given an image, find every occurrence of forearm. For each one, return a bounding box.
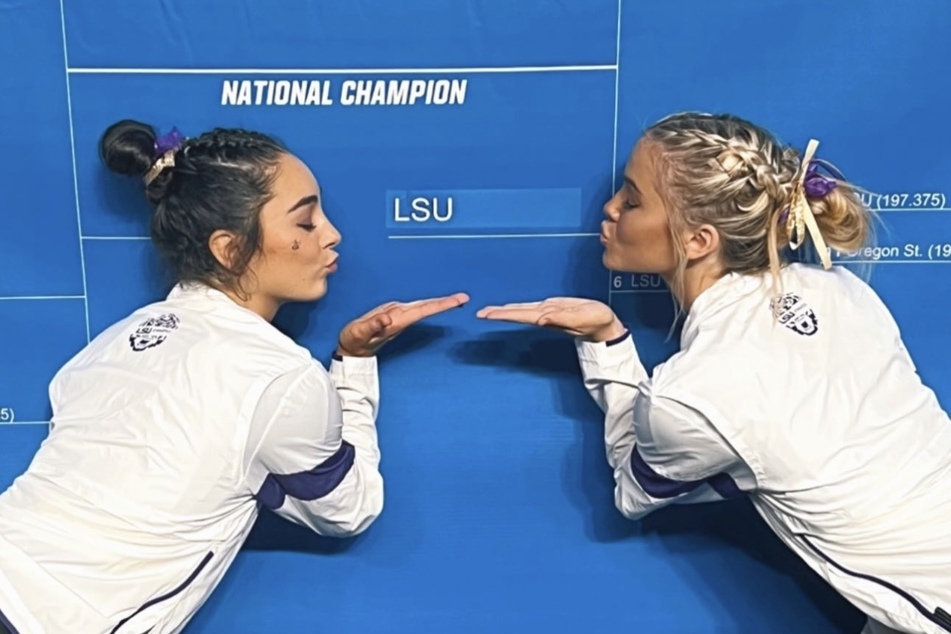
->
[329,354,381,466]
[575,330,650,470]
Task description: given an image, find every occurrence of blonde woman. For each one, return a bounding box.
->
[478,112,951,634]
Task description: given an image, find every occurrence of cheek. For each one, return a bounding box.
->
[614,213,643,247]
[613,210,675,261]
[263,234,315,268]
[293,234,328,268]
[282,231,317,255]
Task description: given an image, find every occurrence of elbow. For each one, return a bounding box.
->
[324,475,385,537]
[614,486,651,522]
[343,488,385,536]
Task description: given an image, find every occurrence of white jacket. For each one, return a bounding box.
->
[0,283,384,634]
[577,263,951,634]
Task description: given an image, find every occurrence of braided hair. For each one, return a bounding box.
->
[99,119,287,292]
[642,112,871,301]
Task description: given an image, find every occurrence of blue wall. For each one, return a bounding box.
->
[2,1,949,631]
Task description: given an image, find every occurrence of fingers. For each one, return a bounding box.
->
[476,301,547,319]
[475,307,553,325]
[476,308,584,336]
[386,293,470,327]
[427,292,470,308]
[361,301,401,319]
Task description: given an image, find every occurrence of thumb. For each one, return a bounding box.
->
[351,316,384,341]
[535,314,561,328]
[370,313,391,334]
[535,313,580,335]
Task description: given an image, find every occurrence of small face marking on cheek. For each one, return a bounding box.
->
[291,240,300,251]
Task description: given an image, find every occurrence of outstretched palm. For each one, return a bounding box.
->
[339,292,470,357]
[477,297,625,342]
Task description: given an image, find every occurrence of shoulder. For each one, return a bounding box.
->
[784,262,875,300]
[785,263,902,336]
[70,290,316,377]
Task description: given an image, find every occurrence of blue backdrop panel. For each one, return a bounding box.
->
[0,0,82,297]
[1,0,949,632]
[0,427,50,493]
[62,0,618,68]
[0,299,87,426]
[83,239,168,336]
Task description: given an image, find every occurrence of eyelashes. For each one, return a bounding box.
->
[297,223,316,232]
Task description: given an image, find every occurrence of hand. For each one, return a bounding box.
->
[337,292,470,357]
[476,297,626,342]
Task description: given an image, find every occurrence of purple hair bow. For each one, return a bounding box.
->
[154,127,185,156]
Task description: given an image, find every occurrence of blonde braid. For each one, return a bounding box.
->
[644,114,797,302]
[642,112,870,305]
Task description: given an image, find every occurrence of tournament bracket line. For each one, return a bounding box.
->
[58,0,89,346]
[66,64,617,74]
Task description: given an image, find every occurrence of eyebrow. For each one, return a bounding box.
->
[624,176,640,193]
[287,194,318,213]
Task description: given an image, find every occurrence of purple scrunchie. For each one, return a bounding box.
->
[154,127,184,157]
[803,160,843,198]
[780,160,843,223]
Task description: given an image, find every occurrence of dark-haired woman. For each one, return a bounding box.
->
[0,120,468,634]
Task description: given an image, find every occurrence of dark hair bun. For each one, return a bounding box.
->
[100,119,157,178]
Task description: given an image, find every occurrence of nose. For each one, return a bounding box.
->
[603,194,621,222]
[323,219,342,248]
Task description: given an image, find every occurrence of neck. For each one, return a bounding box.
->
[663,260,724,312]
[221,287,281,322]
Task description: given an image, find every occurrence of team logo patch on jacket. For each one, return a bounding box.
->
[129,314,181,351]
[770,293,818,336]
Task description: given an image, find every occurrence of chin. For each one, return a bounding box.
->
[602,250,621,271]
[289,280,329,303]
[602,249,652,275]
[308,282,329,301]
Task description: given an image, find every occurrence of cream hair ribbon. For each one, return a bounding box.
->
[785,139,832,270]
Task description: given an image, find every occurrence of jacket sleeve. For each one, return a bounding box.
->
[244,355,384,537]
[575,330,755,520]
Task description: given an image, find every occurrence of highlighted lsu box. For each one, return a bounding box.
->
[385,188,583,232]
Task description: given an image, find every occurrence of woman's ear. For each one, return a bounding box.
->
[682,223,720,261]
[208,230,239,271]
